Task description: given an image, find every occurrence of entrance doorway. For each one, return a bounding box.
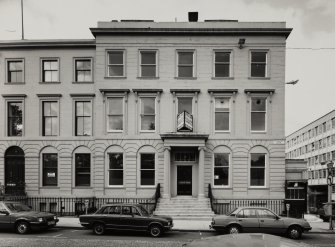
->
[4,146,25,195]
[177,166,192,195]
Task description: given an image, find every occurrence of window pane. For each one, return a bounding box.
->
[250,168,265,186]
[141,66,156,77]
[215,112,229,131]
[214,153,229,167]
[251,98,266,111]
[214,167,229,186]
[109,98,123,114]
[251,154,265,167]
[51,71,59,81]
[75,154,90,186]
[141,154,155,169]
[141,52,156,64]
[76,102,84,116]
[50,61,58,70]
[8,102,22,117]
[108,116,123,130]
[77,71,85,82]
[76,117,84,135]
[141,116,155,130]
[108,66,123,76]
[242,209,257,218]
[178,98,192,114]
[141,170,155,185]
[44,118,52,136]
[43,154,58,186]
[251,64,266,77]
[251,112,265,131]
[251,52,266,63]
[215,52,230,63]
[83,102,91,116]
[215,64,230,77]
[51,117,58,135]
[83,117,92,135]
[179,52,193,64]
[43,61,51,70]
[44,71,52,82]
[257,209,276,219]
[109,153,123,169]
[109,52,123,64]
[141,98,155,114]
[178,66,193,77]
[109,170,123,185]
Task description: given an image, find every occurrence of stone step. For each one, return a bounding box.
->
[170,216,213,220]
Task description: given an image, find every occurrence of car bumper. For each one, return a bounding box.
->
[30,219,59,229]
[303,227,312,232]
[164,223,173,231]
[209,223,226,231]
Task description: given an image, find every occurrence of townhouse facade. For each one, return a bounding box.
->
[286,110,335,211]
[0,18,291,209]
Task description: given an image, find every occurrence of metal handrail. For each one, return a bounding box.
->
[153,183,160,211]
[208,183,215,212]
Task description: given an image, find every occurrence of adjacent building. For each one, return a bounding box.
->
[0,14,291,214]
[286,110,335,212]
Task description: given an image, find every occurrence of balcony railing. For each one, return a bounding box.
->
[177,111,193,132]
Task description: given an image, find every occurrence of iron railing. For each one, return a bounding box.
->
[208,183,285,215]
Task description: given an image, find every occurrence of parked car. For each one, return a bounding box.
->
[182,233,312,247]
[317,204,335,222]
[79,204,173,237]
[210,207,312,239]
[0,201,59,234]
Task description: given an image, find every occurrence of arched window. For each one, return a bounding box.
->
[213,146,231,187]
[105,146,124,187]
[249,146,268,188]
[73,146,91,187]
[137,146,156,187]
[40,146,58,187]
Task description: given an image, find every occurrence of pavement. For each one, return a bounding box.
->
[55,214,335,233]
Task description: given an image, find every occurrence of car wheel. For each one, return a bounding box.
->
[149,224,162,237]
[16,221,30,234]
[228,225,241,235]
[93,223,105,235]
[287,226,302,239]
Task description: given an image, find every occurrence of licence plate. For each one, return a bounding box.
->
[47,220,55,225]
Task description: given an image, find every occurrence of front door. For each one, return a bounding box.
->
[4,146,25,195]
[177,166,192,195]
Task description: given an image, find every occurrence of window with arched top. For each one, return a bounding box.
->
[105,145,124,187]
[40,146,58,187]
[249,146,269,188]
[213,146,232,187]
[137,146,156,187]
[73,146,91,187]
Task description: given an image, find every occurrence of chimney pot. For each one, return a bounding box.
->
[188,12,198,22]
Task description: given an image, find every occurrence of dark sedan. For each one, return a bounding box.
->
[0,201,59,234]
[210,207,311,239]
[79,204,173,237]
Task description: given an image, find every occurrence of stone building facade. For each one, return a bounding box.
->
[0,19,291,203]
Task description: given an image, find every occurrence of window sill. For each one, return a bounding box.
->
[250,131,267,134]
[137,77,159,80]
[212,186,231,189]
[211,77,234,80]
[4,82,25,85]
[107,130,124,133]
[139,130,156,133]
[248,77,270,80]
[174,77,197,80]
[72,81,94,84]
[248,186,268,189]
[106,186,125,188]
[39,81,61,84]
[104,76,127,79]
[138,186,156,189]
[73,186,93,189]
[40,186,59,189]
[215,131,230,133]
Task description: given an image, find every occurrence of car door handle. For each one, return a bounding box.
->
[238,219,242,221]
[260,220,264,222]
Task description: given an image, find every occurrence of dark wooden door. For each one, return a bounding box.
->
[4,147,25,195]
[177,166,192,195]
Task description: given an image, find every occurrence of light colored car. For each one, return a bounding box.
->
[210,207,312,239]
[182,233,312,247]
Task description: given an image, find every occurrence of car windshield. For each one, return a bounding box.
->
[228,208,239,216]
[5,203,32,212]
[137,205,150,216]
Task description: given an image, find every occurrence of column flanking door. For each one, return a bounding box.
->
[177,166,192,195]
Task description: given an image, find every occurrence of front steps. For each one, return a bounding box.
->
[153,196,214,220]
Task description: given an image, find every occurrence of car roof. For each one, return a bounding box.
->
[101,204,142,207]
[234,207,274,211]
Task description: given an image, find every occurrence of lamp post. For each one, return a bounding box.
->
[327,162,334,230]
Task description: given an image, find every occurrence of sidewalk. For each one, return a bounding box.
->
[56,216,335,233]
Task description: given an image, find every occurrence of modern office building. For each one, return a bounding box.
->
[0,14,291,215]
[286,110,335,211]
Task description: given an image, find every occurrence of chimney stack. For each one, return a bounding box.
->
[188,12,198,22]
